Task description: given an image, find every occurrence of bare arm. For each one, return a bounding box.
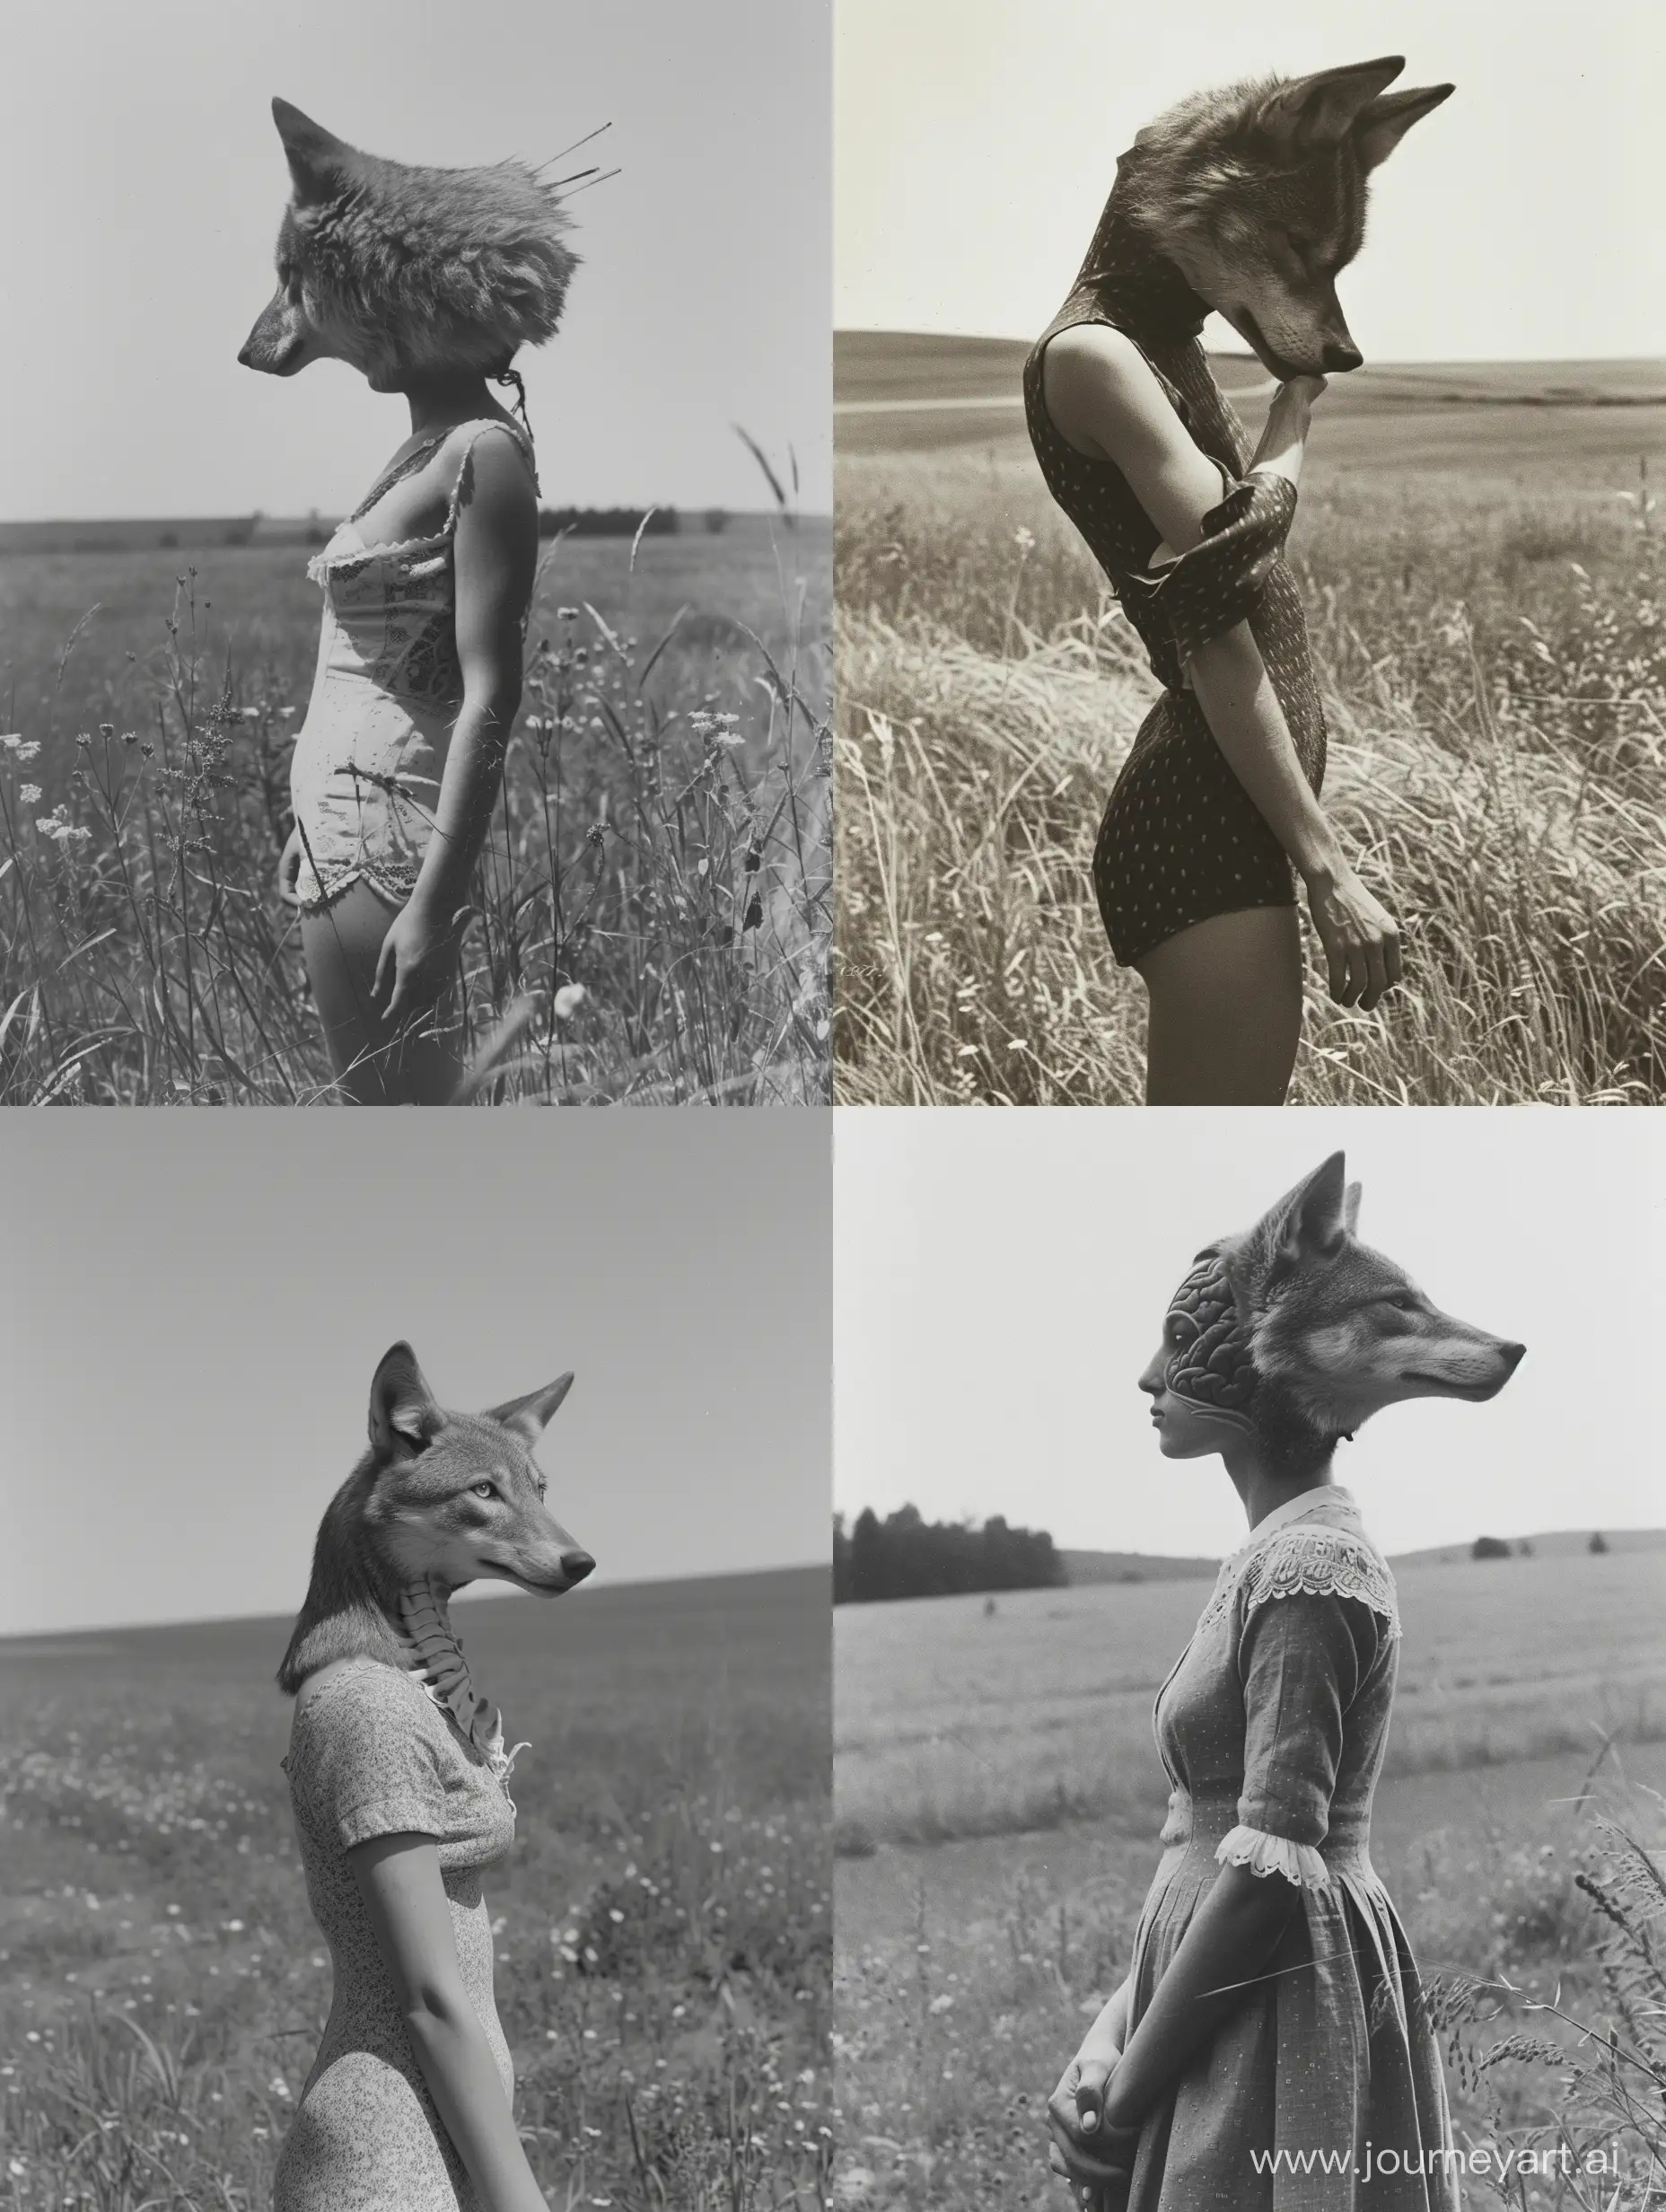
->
[374,434,539,1023]
[1041,330,1399,1009]
[351,1833,548,2212]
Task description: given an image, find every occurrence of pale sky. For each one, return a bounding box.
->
[0,1111,830,1636]
[835,1109,1666,1563]
[1,0,830,521]
[836,0,1662,360]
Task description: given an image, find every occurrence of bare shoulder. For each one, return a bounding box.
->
[1041,322,1178,460]
[454,422,538,516]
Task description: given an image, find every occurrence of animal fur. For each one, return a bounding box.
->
[1114,56,1453,376]
[276,1342,591,1696]
[1200,1153,1523,1472]
[241,98,579,387]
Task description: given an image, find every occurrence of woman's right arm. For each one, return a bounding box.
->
[1041,329,1400,1011]
[351,1833,548,2212]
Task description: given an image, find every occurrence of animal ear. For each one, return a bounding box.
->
[271,97,350,208]
[1351,83,1454,171]
[1254,56,1407,154]
[368,1341,440,1456]
[1242,1153,1352,1285]
[487,1373,574,1445]
[1343,1181,1363,1233]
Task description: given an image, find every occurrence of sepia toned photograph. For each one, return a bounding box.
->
[0,1108,831,2209]
[834,1107,1666,2208]
[834,0,1662,1104]
[0,0,830,1105]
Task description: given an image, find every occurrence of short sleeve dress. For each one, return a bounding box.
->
[1123,1487,1458,2212]
[271,1656,519,2212]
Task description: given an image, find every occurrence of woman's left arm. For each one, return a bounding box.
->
[375,434,539,1024]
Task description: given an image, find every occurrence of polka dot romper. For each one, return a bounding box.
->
[1022,179,1328,970]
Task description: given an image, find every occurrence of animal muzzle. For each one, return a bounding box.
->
[1406,1334,1525,1402]
[509,1547,596,1595]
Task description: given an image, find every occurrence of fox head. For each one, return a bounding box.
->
[1144,1153,1523,1471]
[1118,57,1453,377]
[240,98,578,389]
[277,1341,592,1695]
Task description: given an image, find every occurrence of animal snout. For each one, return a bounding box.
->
[561,1549,596,1587]
[1321,338,1363,373]
[1496,1340,1527,1374]
[236,342,254,368]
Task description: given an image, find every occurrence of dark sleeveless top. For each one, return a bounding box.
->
[1021,182,1328,968]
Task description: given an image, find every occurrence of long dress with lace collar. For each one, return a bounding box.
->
[1121,1484,1459,2210]
[287,417,539,915]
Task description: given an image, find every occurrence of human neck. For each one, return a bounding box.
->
[1221,1444,1337,1534]
[1072,176,1210,344]
[401,372,505,440]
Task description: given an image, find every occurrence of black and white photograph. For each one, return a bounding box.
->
[833,0,1662,1105]
[834,1107,1666,2208]
[0,0,830,1105]
[0,1110,831,2209]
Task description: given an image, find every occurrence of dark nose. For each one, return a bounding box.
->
[1499,1342,1526,1372]
[1321,338,1363,373]
[561,1549,595,1586]
[236,344,253,368]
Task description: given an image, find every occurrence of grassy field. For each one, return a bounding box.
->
[834,334,1666,1104]
[0,1567,831,2212]
[833,1549,1666,2208]
[0,509,830,1103]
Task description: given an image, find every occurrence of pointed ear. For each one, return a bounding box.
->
[1251,1153,1352,1278]
[1343,1181,1363,1234]
[487,1373,574,1446]
[368,1342,440,1456]
[1255,56,1407,154]
[1351,83,1454,170]
[271,97,350,208]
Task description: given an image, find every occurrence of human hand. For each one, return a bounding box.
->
[1272,372,1328,413]
[1046,2050,1138,2209]
[372,894,463,1027]
[276,825,303,908]
[1304,861,1403,1009]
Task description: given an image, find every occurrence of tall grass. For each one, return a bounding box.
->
[0,497,829,1104]
[835,457,1664,1104]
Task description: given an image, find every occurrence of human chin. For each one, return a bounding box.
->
[1151,1397,1236,1459]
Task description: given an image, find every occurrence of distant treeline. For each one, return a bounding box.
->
[834,1505,1066,1604]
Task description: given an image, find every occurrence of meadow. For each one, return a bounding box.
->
[834,337,1666,1104]
[0,506,830,1104]
[833,1549,1666,2208]
[0,1567,831,2212]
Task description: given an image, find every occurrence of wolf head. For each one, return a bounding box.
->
[276,1342,592,1695]
[1117,57,1452,377]
[240,98,578,389]
[1147,1154,1522,1472]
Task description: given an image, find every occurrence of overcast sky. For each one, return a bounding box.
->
[0,1111,829,1636]
[835,1109,1665,1563]
[836,0,1661,360]
[1,0,829,521]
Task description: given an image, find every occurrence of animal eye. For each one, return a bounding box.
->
[1386,1295,1419,1313]
[471,1480,496,1500]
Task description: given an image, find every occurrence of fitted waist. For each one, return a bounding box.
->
[1159,1784,1376,1877]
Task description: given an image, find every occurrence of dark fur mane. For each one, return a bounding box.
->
[276,1453,408,1696]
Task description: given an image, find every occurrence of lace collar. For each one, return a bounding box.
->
[1190,1484,1399,1641]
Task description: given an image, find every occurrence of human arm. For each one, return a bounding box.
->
[1040,330,1399,1008]
[374,432,539,1023]
[276,822,303,906]
[351,1834,548,2212]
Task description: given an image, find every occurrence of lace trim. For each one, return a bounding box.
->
[1188,1520,1400,1645]
[1241,1526,1400,1637]
[1216,1822,1332,1891]
[311,418,539,576]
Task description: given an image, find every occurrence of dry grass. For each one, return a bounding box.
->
[834,449,1665,1105]
[0,498,829,1105]
[0,1570,831,2211]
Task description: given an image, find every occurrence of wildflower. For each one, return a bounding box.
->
[2,735,41,761]
[35,807,92,848]
[585,822,607,849]
[18,784,39,803]
[552,983,587,1020]
[1014,525,1037,553]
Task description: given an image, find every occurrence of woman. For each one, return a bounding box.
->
[273,1342,593,2212]
[1023,57,1452,1102]
[241,99,578,1103]
[1047,1154,1522,2209]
